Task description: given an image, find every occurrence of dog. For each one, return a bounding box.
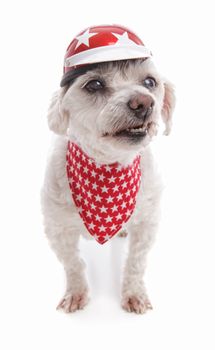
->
[41,25,175,314]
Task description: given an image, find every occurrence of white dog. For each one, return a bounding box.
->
[41,26,175,314]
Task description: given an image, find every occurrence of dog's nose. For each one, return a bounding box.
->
[128,94,154,120]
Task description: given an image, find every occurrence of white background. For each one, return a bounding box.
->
[0,0,215,349]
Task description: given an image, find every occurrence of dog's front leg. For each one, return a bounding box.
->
[46,224,89,313]
[56,232,89,313]
[121,215,158,314]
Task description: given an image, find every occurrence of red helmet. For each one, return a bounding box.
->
[60,24,152,86]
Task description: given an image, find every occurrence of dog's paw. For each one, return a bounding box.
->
[56,291,89,313]
[118,230,128,238]
[121,295,153,314]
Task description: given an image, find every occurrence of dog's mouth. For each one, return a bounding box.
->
[104,122,152,139]
[114,124,148,138]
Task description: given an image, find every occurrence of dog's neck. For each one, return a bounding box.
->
[68,134,141,166]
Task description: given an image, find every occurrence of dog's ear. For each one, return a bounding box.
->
[161,80,176,135]
[47,88,69,135]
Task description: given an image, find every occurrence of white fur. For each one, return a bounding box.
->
[41,59,175,314]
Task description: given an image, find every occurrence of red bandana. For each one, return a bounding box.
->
[66,141,141,244]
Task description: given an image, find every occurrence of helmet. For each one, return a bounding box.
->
[60,24,152,87]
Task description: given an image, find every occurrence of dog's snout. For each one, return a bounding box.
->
[128,94,154,120]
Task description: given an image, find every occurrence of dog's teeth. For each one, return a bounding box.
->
[127,126,147,133]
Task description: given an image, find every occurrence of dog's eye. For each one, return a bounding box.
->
[143,77,157,89]
[84,80,104,93]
